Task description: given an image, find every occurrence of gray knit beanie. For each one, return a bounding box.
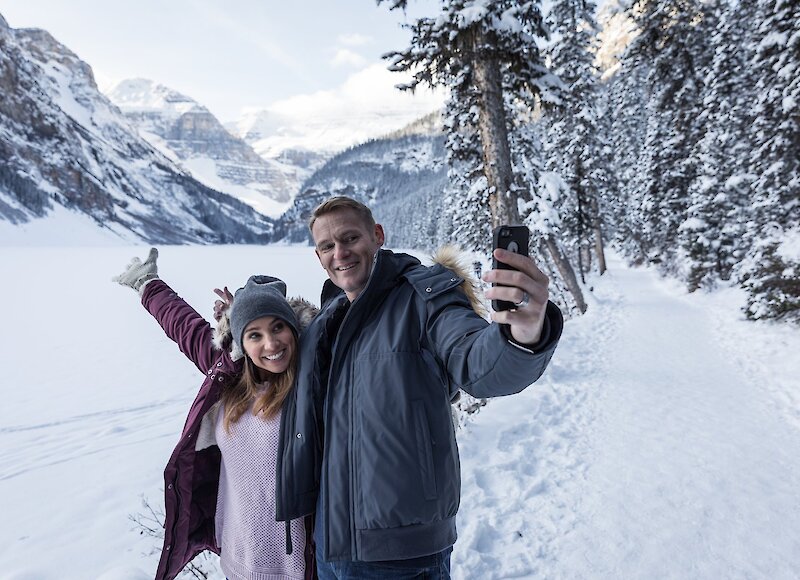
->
[230,275,299,358]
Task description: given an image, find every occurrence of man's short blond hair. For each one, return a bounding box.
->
[308,196,376,233]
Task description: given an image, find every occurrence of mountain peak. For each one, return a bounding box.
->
[106,78,199,113]
[0,24,273,244]
[105,77,305,212]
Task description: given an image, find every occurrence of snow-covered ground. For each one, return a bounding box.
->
[1,246,798,579]
[456,254,800,579]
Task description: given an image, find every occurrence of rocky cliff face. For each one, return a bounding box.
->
[0,16,272,243]
[107,79,302,216]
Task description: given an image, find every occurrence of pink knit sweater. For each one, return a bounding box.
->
[214,401,306,580]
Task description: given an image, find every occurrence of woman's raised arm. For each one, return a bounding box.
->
[113,248,219,374]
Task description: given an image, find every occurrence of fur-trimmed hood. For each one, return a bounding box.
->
[429,245,488,319]
[213,296,319,361]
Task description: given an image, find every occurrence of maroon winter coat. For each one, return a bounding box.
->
[141,279,315,580]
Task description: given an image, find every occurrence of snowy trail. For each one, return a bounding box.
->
[454,254,800,579]
[557,259,800,579]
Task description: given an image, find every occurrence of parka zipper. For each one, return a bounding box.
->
[322,299,357,561]
[322,253,383,561]
[348,354,358,560]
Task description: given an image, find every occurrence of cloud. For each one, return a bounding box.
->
[337,33,372,47]
[331,48,368,68]
[239,64,447,153]
[270,64,444,117]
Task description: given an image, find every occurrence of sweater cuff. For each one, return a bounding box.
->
[500,301,562,354]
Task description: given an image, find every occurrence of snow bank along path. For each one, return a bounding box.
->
[454,253,800,579]
[1,247,798,579]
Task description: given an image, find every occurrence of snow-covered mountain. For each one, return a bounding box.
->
[275,111,448,248]
[233,107,435,158]
[0,14,272,244]
[106,78,300,217]
[231,71,444,163]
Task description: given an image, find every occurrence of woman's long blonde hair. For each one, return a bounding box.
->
[220,330,298,433]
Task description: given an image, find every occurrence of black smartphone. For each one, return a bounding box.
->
[492,225,530,311]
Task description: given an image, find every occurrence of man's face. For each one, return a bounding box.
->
[311,208,385,302]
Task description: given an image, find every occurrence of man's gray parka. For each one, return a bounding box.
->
[276,249,563,562]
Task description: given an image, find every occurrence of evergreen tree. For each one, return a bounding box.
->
[513,111,589,314]
[629,0,709,274]
[740,0,800,321]
[380,0,553,227]
[565,0,798,322]
[602,3,650,264]
[439,79,493,252]
[592,86,617,275]
[380,0,587,312]
[682,0,754,290]
[542,0,609,280]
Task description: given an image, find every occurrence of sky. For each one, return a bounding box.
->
[0,0,445,124]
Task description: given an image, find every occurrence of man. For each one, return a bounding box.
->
[276,196,563,579]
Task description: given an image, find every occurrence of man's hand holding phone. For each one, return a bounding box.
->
[483,226,550,346]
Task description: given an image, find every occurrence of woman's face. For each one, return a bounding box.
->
[242,315,295,376]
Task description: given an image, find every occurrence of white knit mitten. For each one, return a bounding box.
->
[113,247,160,294]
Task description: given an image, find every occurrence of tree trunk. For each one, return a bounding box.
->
[575,160,588,283]
[581,243,592,280]
[594,224,607,275]
[468,28,586,314]
[542,236,588,314]
[589,195,607,275]
[471,29,518,227]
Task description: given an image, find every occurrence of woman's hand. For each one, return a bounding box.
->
[213,286,234,322]
[113,248,159,293]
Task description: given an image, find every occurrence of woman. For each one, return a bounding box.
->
[113,248,317,580]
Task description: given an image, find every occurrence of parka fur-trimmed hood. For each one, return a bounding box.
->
[429,245,488,319]
[212,296,319,361]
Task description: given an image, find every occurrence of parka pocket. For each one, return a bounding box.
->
[412,400,437,501]
[353,351,453,530]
